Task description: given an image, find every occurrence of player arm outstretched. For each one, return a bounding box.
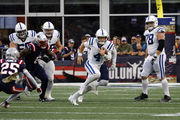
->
[77,43,85,65]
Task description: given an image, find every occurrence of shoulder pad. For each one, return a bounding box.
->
[9,33,16,42]
[107,42,114,51]
[88,37,95,46]
[28,30,36,37]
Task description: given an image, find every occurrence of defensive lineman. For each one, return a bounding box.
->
[134,15,171,102]
[69,28,115,105]
[0,48,41,108]
[9,22,36,51]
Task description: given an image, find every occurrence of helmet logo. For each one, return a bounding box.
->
[19,23,22,30]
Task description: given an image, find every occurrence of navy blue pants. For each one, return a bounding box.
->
[99,63,109,81]
[0,80,24,94]
[28,64,48,99]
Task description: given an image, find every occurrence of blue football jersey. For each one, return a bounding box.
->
[0,59,26,79]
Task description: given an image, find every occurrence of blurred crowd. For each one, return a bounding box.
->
[1,31,180,60]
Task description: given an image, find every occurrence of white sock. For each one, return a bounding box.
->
[142,79,148,94]
[45,81,54,98]
[6,93,21,103]
[161,78,170,96]
[73,86,92,100]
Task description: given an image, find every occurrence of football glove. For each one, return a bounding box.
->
[36,88,42,95]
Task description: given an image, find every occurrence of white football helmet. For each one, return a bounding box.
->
[15,22,27,39]
[36,33,48,49]
[6,48,19,60]
[145,15,158,30]
[42,21,54,38]
[95,28,109,45]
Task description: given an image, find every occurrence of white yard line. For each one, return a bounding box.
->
[9,106,180,110]
[0,118,131,120]
[153,113,180,116]
[0,111,153,115]
[54,83,180,87]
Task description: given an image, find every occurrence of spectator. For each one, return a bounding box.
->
[112,36,117,45]
[132,34,146,56]
[175,36,180,55]
[116,37,121,50]
[117,36,133,56]
[131,36,137,44]
[62,39,76,60]
[85,34,91,41]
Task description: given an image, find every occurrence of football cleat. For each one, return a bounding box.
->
[134,93,148,101]
[46,96,55,101]
[77,96,83,103]
[68,95,78,106]
[0,101,10,108]
[39,98,50,102]
[160,95,171,102]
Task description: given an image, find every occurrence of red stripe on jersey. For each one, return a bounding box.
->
[25,77,33,89]
[18,60,24,64]
[12,86,24,93]
[29,43,36,52]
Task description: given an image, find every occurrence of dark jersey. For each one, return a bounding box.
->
[24,42,53,71]
[0,59,26,80]
[62,47,76,60]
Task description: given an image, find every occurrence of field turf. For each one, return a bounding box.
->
[0,85,180,120]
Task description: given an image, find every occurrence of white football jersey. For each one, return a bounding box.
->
[144,27,165,55]
[37,30,60,50]
[9,30,36,51]
[84,37,114,66]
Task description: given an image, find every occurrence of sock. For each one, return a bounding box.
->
[45,81,54,98]
[161,78,170,96]
[6,93,21,103]
[142,79,148,94]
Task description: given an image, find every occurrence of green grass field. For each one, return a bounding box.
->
[0,85,180,120]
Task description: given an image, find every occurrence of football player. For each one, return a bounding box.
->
[9,22,36,51]
[19,33,56,102]
[9,22,36,100]
[37,21,63,101]
[68,28,116,105]
[134,15,171,102]
[0,48,41,108]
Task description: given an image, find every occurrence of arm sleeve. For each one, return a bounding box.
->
[23,69,38,88]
